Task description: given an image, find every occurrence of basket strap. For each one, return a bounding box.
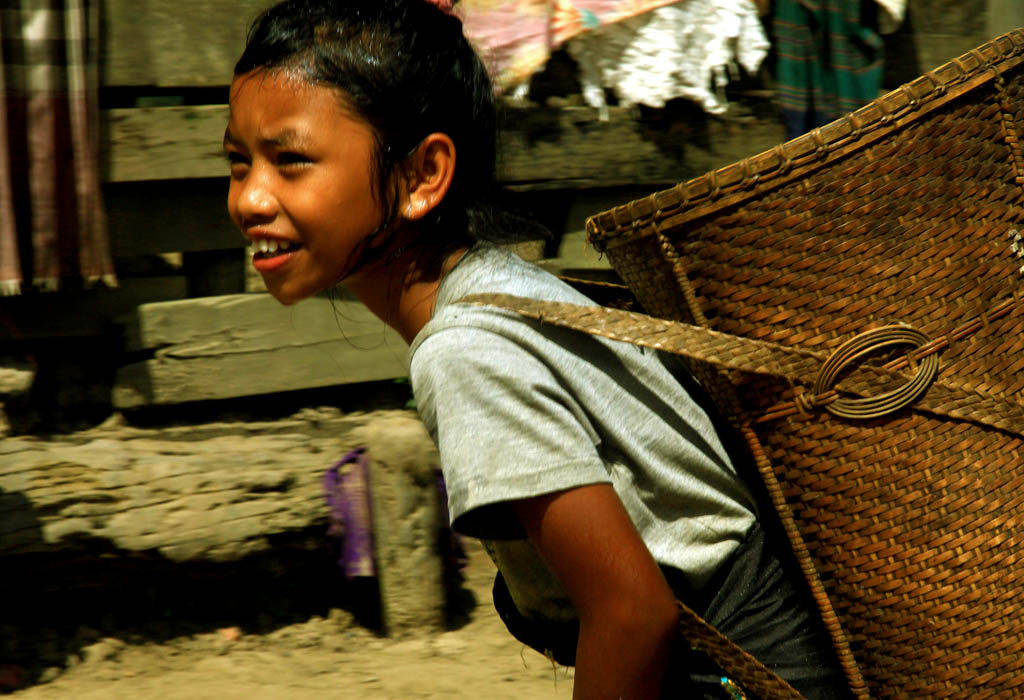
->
[676,598,807,700]
[457,293,1024,435]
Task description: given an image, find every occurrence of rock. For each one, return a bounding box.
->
[95,412,129,431]
[38,666,62,683]
[430,633,469,657]
[80,638,126,665]
[326,607,354,630]
[0,366,33,396]
[217,626,242,642]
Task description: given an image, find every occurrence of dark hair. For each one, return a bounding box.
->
[235,0,502,254]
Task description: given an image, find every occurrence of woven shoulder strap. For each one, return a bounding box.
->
[676,598,806,700]
[457,293,1023,434]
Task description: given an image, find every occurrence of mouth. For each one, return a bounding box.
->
[249,238,301,272]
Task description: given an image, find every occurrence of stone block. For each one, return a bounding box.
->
[351,415,445,637]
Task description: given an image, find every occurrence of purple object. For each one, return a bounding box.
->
[323,447,376,579]
[323,448,467,585]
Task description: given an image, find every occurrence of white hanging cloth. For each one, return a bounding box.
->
[566,0,770,116]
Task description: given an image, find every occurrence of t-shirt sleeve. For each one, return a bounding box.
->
[410,323,613,539]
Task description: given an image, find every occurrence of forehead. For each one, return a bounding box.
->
[226,68,363,137]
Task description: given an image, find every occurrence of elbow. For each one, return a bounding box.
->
[584,588,681,644]
[642,596,681,644]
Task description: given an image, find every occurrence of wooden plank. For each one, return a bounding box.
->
[0,277,188,340]
[102,0,266,87]
[908,0,985,38]
[113,294,407,407]
[103,105,229,182]
[988,0,1024,38]
[897,0,990,83]
[498,103,786,189]
[103,102,786,188]
[105,179,241,256]
[182,249,246,297]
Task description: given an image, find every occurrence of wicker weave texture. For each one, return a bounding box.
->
[586,30,1024,700]
[744,377,1024,698]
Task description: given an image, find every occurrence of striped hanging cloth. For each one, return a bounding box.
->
[0,0,115,296]
[772,0,885,140]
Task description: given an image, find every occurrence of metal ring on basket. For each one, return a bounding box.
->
[813,325,939,420]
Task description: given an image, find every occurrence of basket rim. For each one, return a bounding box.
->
[586,29,1024,250]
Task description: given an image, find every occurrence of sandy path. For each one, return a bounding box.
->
[10,538,574,699]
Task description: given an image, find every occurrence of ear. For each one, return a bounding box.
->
[400,132,456,221]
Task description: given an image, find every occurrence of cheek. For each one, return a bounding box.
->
[226,181,242,227]
[302,181,377,238]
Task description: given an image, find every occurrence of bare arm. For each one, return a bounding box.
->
[511,484,681,700]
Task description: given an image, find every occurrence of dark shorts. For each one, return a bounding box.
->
[492,522,852,700]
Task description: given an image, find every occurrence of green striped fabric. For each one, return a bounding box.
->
[773,0,884,139]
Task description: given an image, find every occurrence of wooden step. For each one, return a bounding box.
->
[114,293,407,408]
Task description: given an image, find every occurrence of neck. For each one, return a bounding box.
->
[344,236,469,345]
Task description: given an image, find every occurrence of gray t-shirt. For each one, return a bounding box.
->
[409,242,756,621]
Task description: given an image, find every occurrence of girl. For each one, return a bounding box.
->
[224,1,848,697]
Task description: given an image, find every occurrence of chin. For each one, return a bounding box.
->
[263,281,316,306]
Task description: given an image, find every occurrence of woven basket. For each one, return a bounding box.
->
[573,30,1024,699]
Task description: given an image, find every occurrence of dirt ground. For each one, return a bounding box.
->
[0,374,576,700]
[6,537,574,700]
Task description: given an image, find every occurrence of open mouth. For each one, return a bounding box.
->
[251,239,300,260]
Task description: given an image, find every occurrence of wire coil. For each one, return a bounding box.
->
[813,325,939,420]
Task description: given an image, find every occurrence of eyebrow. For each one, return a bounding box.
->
[261,128,311,149]
[223,127,312,151]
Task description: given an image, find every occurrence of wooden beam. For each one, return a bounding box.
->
[102,102,786,188]
[102,105,229,182]
[105,179,241,256]
[988,0,1024,38]
[498,103,786,190]
[2,409,450,634]
[0,277,188,340]
[102,0,265,87]
[113,293,407,408]
[906,0,990,77]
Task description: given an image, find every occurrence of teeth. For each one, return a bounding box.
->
[251,239,295,256]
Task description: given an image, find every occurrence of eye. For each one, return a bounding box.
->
[277,151,312,167]
[224,151,250,171]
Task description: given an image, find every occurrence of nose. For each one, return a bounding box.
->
[230,164,277,226]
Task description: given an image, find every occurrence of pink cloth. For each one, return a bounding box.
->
[0,0,115,295]
[459,0,681,90]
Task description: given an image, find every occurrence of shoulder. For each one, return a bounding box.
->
[409,242,594,377]
[409,311,567,421]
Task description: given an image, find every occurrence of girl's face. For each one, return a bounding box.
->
[224,70,385,304]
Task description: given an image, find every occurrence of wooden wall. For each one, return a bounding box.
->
[3,0,1019,417]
